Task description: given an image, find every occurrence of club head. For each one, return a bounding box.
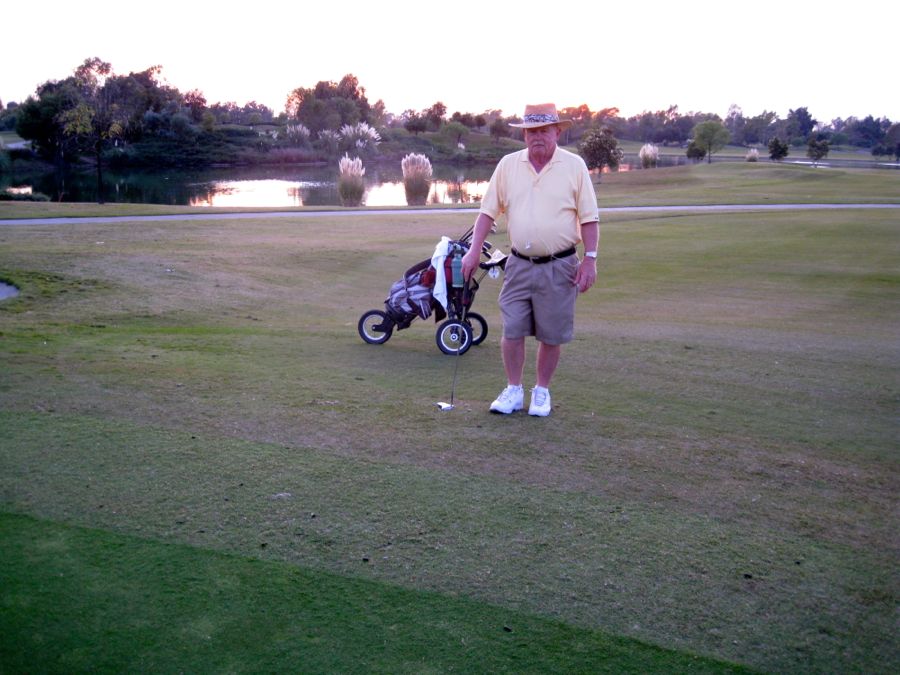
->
[435,401,455,411]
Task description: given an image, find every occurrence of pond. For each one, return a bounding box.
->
[0,282,19,301]
[7,154,897,207]
[14,163,497,208]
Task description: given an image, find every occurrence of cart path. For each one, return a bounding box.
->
[1,203,898,226]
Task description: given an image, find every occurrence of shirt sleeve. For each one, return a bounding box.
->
[479,156,507,221]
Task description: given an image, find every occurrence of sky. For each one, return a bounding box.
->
[3,0,898,125]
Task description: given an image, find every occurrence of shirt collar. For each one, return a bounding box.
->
[520,146,561,166]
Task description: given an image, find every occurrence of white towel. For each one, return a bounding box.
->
[430,236,451,310]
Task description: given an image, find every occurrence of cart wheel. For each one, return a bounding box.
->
[465,312,488,346]
[436,320,472,355]
[358,309,393,344]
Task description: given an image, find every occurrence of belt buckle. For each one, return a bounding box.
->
[514,248,547,264]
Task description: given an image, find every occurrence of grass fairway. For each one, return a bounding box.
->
[597,161,900,206]
[1,166,898,672]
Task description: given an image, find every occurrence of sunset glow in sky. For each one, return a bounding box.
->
[4,0,898,124]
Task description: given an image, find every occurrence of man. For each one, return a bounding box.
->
[461,103,599,417]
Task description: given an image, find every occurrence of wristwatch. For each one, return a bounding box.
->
[584,251,598,259]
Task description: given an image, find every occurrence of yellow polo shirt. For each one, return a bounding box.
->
[479,147,599,257]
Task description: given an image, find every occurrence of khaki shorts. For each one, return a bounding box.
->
[499,253,578,345]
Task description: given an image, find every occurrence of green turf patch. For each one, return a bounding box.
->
[1,411,896,673]
[0,512,748,673]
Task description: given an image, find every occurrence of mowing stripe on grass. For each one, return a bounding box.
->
[1,411,896,673]
[0,512,749,674]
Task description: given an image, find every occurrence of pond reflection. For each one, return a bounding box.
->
[10,163,496,207]
[186,177,491,208]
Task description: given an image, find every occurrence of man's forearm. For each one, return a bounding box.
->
[469,213,495,251]
[581,221,599,254]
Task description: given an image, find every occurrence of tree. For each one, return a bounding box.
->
[0,100,18,131]
[424,102,446,131]
[559,104,593,142]
[785,107,817,143]
[806,137,829,166]
[560,104,593,128]
[592,107,619,125]
[742,110,778,145]
[578,126,624,177]
[884,123,900,161]
[690,120,730,163]
[633,109,665,143]
[489,117,510,143]
[369,99,387,127]
[481,108,504,128]
[403,110,427,136]
[444,121,468,146]
[17,58,123,199]
[285,74,371,133]
[183,89,207,122]
[686,141,706,161]
[845,115,888,148]
[16,58,189,198]
[240,101,273,125]
[724,104,746,145]
[61,58,126,203]
[209,102,241,125]
[16,80,82,165]
[103,65,176,139]
[768,137,789,161]
[451,111,479,128]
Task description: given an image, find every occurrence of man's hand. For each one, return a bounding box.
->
[575,257,597,293]
[461,213,495,280]
[461,248,480,281]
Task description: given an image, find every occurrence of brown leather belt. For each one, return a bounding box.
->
[510,247,576,264]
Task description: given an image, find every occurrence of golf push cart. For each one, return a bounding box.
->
[357,227,507,355]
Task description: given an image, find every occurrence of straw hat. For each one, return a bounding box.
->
[508,103,573,130]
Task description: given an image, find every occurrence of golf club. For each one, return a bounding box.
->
[435,276,468,412]
[435,342,462,411]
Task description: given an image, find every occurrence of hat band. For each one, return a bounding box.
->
[522,113,559,124]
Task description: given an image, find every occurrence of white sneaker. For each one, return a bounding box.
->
[529,387,552,416]
[490,385,524,414]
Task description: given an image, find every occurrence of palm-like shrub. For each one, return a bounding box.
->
[401,153,432,205]
[340,122,381,153]
[337,154,365,206]
[316,129,341,155]
[639,143,659,168]
[284,123,311,147]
